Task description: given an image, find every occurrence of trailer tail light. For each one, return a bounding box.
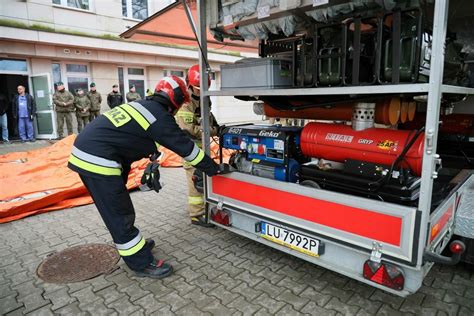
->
[363,260,404,291]
[449,240,466,254]
[210,207,231,226]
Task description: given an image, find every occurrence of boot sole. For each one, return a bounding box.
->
[191,221,216,228]
[134,266,173,279]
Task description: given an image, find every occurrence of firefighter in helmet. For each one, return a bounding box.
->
[176,65,219,227]
[68,76,226,278]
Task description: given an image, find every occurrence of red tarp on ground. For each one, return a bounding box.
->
[0,135,231,223]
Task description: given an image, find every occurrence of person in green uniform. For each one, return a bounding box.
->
[53,82,74,138]
[74,88,91,133]
[87,82,102,121]
[126,85,142,102]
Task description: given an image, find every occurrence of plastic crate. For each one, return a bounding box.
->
[220,58,293,89]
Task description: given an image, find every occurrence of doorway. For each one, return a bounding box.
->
[0,74,29,140]
[118,66,146,100]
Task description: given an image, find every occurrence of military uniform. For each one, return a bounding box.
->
[107,91,123,109]
[74,94,91,133]
[68,96,219,272]
[126,92,141,103]
[53,88,75,138]
[175,92,218,218]
[87,90,102,121]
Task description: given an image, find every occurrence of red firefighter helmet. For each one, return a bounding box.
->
[155,76,190,109]
[186,64,211,88]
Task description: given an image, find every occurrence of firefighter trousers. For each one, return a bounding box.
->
[79,170,153,271]
[185,166,205,217]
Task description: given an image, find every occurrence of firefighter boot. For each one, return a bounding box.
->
[134,258,173,279]
[191,214,215,228]
[145,238,155,250]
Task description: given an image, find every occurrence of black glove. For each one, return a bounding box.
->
[140,162,162,193]
[218,163,232,175]
[192,169,204,193]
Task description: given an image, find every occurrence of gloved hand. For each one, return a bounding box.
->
[192,169,204,193]
[140,162,162,193]
[218,163,232,175]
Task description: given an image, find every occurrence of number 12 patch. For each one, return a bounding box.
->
[104,107,131,127]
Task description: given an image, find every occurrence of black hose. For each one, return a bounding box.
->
[368,126,425,192]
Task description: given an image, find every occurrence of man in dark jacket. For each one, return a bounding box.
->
[107,84,123,109]
[0,93,9,143]
[12,85,36,142]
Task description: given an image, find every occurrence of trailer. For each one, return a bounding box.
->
[190,0,474,296]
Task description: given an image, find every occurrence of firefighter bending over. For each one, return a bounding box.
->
[68,76,226,278]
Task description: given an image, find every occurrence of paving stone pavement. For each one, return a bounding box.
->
[0,140,55,156]
[1,167,473,315]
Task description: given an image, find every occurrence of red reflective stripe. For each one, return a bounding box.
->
[212,177,402,246]
[430,204,454,242]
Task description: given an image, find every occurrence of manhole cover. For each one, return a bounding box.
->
[37,244,120,283]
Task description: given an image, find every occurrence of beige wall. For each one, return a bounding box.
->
[0,0,144,36]
[30,58,53,75]
[146,66,165,93]
[90,63,120,110]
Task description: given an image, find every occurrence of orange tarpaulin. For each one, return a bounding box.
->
[0,136,232,223]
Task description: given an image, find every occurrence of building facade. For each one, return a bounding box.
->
[0,0,258,140]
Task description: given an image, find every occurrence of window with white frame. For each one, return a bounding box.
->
[118,66,146,99]
[122,0,148,20]
[66,63,90,95]
[0,58,28,73]
[52,0,91,10]
[51,63,62,89]
[52,62,90,94]
[163,69,185,81]
[163,69,216,85]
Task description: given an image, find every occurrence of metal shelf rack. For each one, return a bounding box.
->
[204,84,474,97]
[197,0,473,276]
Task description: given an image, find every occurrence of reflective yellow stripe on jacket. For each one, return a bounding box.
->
[68,146,122,176]
[176,110,194,123]
[104,101,157,131]
[71,101,158,176]
[183,143,205,166]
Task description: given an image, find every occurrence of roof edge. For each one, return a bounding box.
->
[120,1,180,38]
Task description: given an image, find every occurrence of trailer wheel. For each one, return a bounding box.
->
[300,180,321,189]
[459,236,474,267]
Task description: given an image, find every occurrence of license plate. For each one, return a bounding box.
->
[261,222,320,257]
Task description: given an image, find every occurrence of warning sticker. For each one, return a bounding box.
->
[377,140,396,150]
[325,133,354,143]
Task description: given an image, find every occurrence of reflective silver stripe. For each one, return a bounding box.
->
[183,143,200,162]
[128,102,156,125]
[115,232,142,250]
[162,76,179,89]
[71,146,121,168]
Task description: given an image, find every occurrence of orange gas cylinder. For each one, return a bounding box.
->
[300,122,425,176]
[263,98,401,125]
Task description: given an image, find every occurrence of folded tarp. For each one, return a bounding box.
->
[0,136,232,223]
